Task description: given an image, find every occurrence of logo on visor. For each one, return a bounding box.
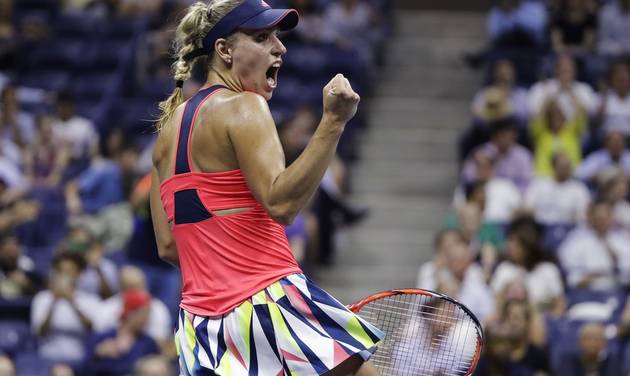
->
[260,0,271,8]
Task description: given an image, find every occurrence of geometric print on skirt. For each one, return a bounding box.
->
[175,273,384,375]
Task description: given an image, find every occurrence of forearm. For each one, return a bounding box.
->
[268,118,344,223]
[68,299,93,330]
[0,212,16,232]
[65,183,82,214]
[48,156,68,186]
[96,267,114,299]
[37,300,57,337]
[150,169,180,266]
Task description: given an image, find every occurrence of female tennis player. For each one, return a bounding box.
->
[149,0,384,374]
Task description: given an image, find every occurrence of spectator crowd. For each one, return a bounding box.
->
[0,0,391,374]
[421,0,630,374]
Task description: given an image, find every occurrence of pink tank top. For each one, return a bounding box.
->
[159,85,301,316]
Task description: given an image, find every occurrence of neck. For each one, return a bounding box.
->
[610,151,621,161]
[118,322,136,337]
[206,65,242,93]
[581,354,601,369]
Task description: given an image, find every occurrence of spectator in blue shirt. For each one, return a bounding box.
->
[487,0,548,48]
[576,129,630,184]
[64,155,123,217]
[558,322,622,376]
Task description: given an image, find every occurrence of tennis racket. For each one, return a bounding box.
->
[348,289,484,376]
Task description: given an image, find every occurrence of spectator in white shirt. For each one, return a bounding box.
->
[598,61,630,136]
[491,225,565,316]
[51,91,99,164]
[471,59,529,123]
[95,265,172,349]
[558,200,630,291]
[31,252,100,363]
[458,151,522,222]
[418,231,494,323]
[528,54,598,119]
[576,129,630,183]
[525,151,591,225]
[59,225,119,300]
[599,167,630,230]
[416,229,466,289]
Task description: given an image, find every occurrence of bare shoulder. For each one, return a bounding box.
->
[210,90,274,131]
[152,103,185,170]
[152,129,169,167]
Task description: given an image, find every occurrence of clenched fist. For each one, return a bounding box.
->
[323,74,360,125]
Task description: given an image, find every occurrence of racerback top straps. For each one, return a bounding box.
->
[174,85,226,175]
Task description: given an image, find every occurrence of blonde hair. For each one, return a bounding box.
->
[156,0,245,132]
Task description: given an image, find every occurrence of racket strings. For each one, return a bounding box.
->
[356,293,481,376]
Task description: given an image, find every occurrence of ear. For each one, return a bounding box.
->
[214,38,233,65]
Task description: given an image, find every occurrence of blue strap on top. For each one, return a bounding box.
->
[174,85,226,175]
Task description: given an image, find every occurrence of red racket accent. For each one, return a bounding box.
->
[348,289,484,376]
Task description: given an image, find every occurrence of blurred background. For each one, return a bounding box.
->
[0,0,629,375]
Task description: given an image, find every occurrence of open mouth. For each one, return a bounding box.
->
[266,62,281,88]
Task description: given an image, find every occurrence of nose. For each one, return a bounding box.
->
[271,33,287,57]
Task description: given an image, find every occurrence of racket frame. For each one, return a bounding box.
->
[348,288,484,376]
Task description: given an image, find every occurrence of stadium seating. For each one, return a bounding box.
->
[0,321,35,357]
[13,352,54,376]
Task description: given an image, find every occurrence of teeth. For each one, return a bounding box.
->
[272,62,281,68]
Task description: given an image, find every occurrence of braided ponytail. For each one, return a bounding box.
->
[155,0,245,132]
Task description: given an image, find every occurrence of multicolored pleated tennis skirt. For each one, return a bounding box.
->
[175,273,384,375]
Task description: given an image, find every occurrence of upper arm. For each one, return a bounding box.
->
[75,167,101,192]
[226,93,286,207]
[30,294,46,330]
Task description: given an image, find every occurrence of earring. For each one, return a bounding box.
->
[226,57,232,64]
